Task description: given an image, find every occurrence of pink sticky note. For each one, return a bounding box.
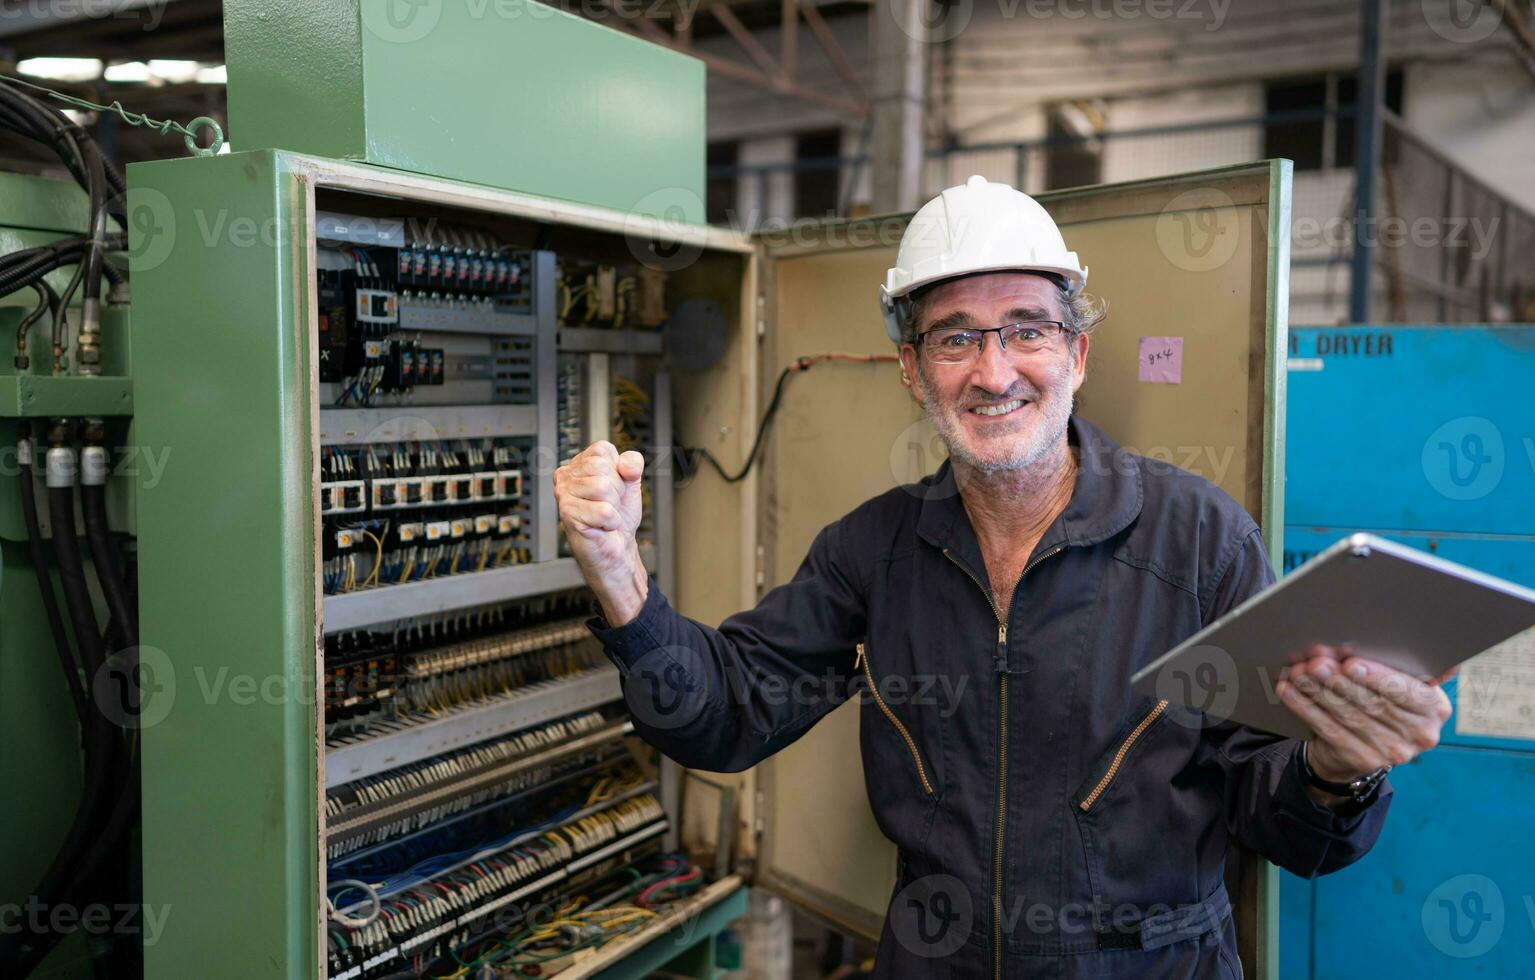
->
[1138,336,1184,384]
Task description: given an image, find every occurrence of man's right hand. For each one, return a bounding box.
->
[554,441,649,625]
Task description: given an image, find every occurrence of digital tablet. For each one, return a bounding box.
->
[1129,533,1535,740]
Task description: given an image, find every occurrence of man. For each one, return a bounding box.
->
[554,176,1451,978]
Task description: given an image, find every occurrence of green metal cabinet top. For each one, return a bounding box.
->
[224,0,706,223]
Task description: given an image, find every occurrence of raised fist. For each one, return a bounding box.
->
[554,441,648,623]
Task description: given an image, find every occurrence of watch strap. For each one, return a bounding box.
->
[1299,743,1389,802]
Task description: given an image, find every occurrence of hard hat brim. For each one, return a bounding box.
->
[885,262,1086,302]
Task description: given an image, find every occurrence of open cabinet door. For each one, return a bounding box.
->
[751,161,1290,975]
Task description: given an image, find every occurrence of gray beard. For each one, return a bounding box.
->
[917,367,1075,476]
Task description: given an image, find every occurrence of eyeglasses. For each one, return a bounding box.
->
[914,320,1074,365]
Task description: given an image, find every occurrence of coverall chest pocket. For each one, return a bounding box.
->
[855,641,947,852]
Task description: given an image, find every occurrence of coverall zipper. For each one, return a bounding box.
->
[1078,699,1170,811]
[943,544,1063,980]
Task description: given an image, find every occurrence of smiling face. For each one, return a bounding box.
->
[899,272,1090,475]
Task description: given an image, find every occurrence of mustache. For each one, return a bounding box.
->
[961,384,1042,409]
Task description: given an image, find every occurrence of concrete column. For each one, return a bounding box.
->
[869,0,930,213]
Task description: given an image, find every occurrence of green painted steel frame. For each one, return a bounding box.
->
[1253,157,1292,980]
[130,150,321,977]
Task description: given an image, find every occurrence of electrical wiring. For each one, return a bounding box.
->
[636,865,702,907]
[331,791,660,918]
[328,880,383,930]
[322,437,530,596]
[682,351,900,484]
[362,528,387,588]
[427,855,702,978]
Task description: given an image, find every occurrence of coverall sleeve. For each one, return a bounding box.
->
[586,517,866,772]
[1196,528,1393,879]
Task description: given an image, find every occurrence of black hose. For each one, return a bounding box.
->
[49,479,106,679]
[2,469,121,976]
[0,235,125,299]
[14,283,49,369]
[100,258,126,289]
[80,467,136,645]
[60,748,139,911]
[16,427,85,719]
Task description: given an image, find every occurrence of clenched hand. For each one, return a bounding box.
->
[554,440,649,625]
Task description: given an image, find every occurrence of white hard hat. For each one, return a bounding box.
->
[880,175,1087,343]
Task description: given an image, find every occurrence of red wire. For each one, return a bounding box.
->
[637,866,702,907]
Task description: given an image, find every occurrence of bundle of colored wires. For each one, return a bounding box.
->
[433,855,703,978]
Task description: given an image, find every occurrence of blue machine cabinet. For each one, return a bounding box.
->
[1280,325,1535,978]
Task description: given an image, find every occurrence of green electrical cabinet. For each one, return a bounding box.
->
[128,148,758,977]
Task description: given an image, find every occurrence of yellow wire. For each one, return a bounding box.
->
[363,531,385,587]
